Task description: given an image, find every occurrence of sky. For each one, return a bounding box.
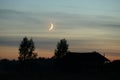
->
[0,0,120,60]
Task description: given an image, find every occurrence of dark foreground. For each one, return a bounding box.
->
[0,59,120,80]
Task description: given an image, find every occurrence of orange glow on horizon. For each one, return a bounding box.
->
[0,46,54,60]
[0,46,19,60]
[0,46,120,60]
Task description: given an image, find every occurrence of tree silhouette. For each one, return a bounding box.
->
[18,37,37,61]
[54,39,69,58]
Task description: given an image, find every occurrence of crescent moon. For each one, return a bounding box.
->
[49,23,54,31]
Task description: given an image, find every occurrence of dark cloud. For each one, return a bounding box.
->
[0,9,40,26]
[0,36,59,50]
[1,9,119,30]
[37,11,120,29]
[104,24,120,28]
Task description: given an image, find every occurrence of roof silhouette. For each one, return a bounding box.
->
[61,51,110,65]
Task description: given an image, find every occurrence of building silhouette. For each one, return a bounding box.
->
[55,51,110,71]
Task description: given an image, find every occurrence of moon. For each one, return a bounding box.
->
[49,23,54,31]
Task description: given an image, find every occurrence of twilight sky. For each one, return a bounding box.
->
[0,0,120,60]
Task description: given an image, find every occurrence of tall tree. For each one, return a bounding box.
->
[18,37,37,61]
[54,39,69,58]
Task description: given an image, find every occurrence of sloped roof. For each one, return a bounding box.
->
[63,51,109,62]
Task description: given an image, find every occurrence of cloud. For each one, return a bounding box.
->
[1,9,119,30]
[0,36,58,59]
[0,36,57,59]
[0,36,59,50]
[35,11,120,30]
[104,24,120,28]
[0,9,40,26]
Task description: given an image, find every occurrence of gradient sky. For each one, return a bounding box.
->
[0,0,120,60]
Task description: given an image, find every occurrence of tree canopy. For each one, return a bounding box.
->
[54,39,69,58]
[18,37,37,61]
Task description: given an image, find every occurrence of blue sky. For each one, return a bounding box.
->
[0,0,120,60]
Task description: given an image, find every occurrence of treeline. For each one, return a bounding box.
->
[18,37,69,61]
[0,57,120,72]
